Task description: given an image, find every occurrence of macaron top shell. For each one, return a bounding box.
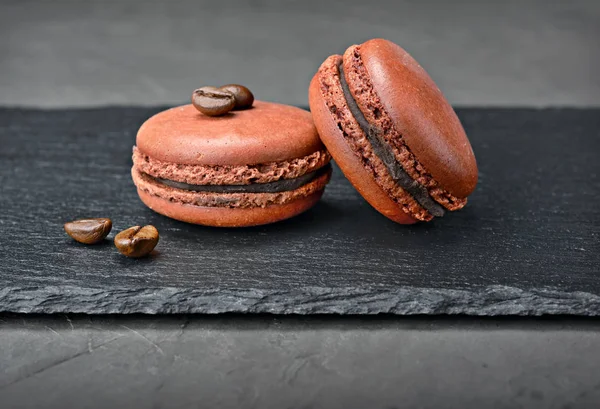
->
[355,39,477,198]
[136,101,323,166]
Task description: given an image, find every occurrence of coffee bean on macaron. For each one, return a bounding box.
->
[192,87,235,116]
[219,84,254,109]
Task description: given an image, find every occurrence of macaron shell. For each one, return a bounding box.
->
[309,75,416,224]
[136,101,324,166]
[137,188,324,227]
[356,39,478,198]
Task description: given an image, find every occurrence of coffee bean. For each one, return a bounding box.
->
[64,218,112,244]
[114,225,159,258]
[192,87,235,116]
[219,84,254,109]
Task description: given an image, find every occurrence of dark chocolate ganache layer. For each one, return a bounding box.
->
[338,63,445,217]
[149,164,331,194]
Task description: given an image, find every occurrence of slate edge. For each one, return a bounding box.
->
[1,285,599,315]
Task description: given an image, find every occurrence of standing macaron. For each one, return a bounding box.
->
[309,39,478,224]
[132,88,331,227]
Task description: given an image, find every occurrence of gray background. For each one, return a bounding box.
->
[1,0,600,408]
[1,0,599,108]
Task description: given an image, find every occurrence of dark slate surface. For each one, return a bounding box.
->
[0,107,598,315]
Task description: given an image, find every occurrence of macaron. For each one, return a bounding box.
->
[309,38,478,224]
[132,101,332,227]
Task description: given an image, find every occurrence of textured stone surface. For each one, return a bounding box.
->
[2,285,600,315]
[0,107,598,315]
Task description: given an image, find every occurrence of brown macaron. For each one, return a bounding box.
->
[132,101,331,227]
[309,38,478,223]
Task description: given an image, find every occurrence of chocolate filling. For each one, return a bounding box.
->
[150,164,331,194]
[338,63,445,217]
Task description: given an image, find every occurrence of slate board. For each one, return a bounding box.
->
[0,107,598,315]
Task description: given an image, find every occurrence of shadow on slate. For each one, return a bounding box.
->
[0,107,598,315]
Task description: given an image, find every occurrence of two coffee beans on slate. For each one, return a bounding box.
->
[192,84,254,116]
[64,218,159,258]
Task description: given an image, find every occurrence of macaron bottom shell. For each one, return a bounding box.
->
[136,187,325,228]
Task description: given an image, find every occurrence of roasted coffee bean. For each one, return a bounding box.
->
[219,84,254,109]
[64,218,112,244]
[114,225,159,258]
[192,87,235,116]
